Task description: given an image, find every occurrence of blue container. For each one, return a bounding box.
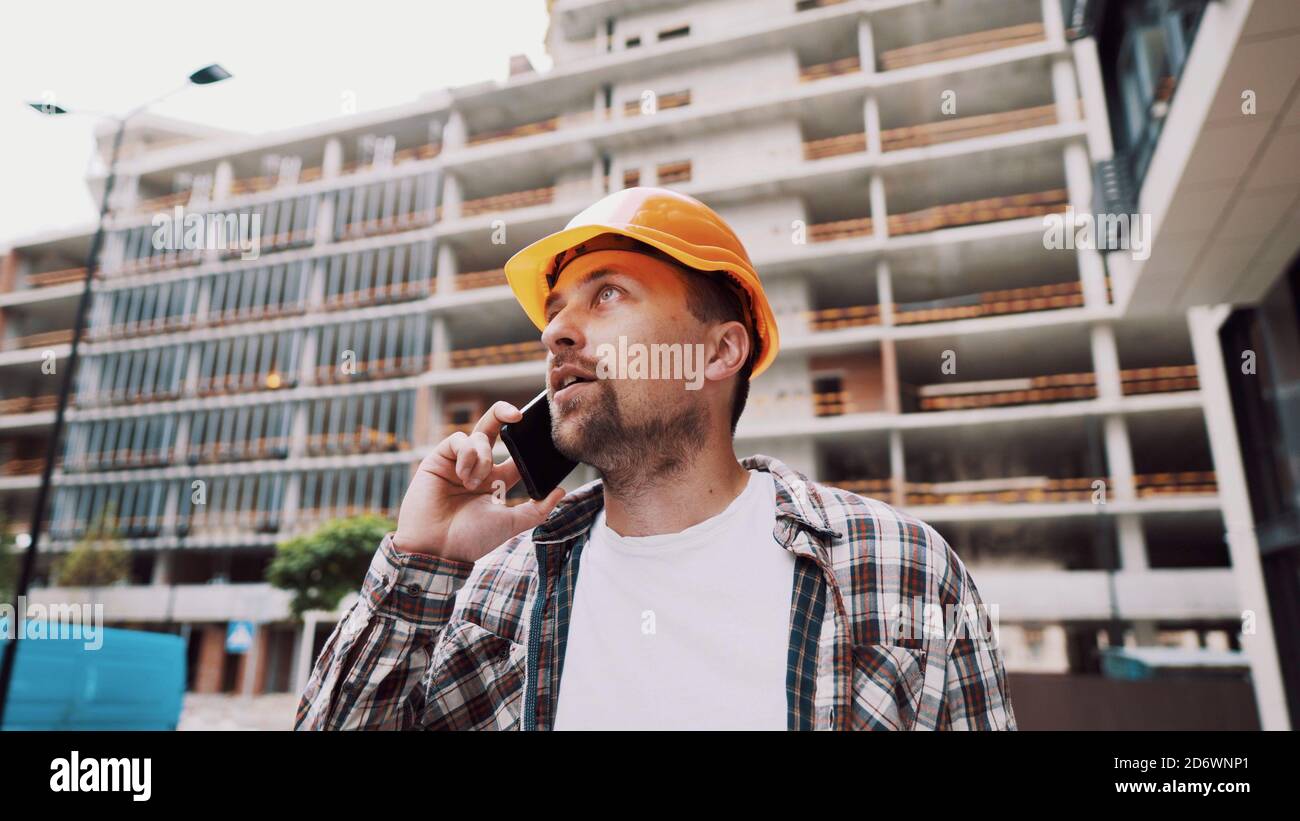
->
[0,620,186,730]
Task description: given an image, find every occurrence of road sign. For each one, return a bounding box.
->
[226,621,255,654]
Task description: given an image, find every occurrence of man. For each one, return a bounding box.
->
[296,187,1016,731]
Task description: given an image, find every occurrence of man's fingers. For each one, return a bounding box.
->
[427,404,521,490]
[487,457,522,491]
[515,486,566,527]
[471,401,522,445]
[426,431,469,484]
[465,431,494,488]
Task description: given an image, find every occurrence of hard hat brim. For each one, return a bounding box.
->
[504,221,780,378]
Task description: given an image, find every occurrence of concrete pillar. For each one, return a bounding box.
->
[880,339,900,415]
[443,110,467,151]
[212,161,234,201]
[1090,323,1122,400]
[281,469,303,533]
[1131,620,1160,646]
[1041,0,1067,47]
[1077,248,1111,309]
[294,613,320,698]
[183,347,203,395]
[1051,57,1081,123]
[431,315,451,370]
[231,625,263,697]
[244,626,270,696]
[299,326,319,387]
[150,549,173,585]
[1071,38,1115,161]
[1063,143,1093,213]
[869,174,888,240]
[412,385,435,448]
[1187,304,1291,730]
[1104,415,1136,502]
[436,243,457,294]
[1116,513,1147,570]
[876,259,894,325]
[314,193,335,245]
[857,16,876,74]
[322,138,343,179]
[194,625,226,694]
[864,96,883,155]
[889,429,906,508]
[172,416,191,462]
[441,173,462,221]
[0,250,17,293]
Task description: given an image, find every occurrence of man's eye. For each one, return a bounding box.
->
[597,285,620,302]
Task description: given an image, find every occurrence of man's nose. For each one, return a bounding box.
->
[541,303,586,356]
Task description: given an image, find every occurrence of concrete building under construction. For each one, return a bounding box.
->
[2,0,1297,728]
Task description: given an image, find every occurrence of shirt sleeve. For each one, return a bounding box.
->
[295,532,475,730]
[939,556,1018,731]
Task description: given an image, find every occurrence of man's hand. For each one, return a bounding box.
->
[392,401,567,564]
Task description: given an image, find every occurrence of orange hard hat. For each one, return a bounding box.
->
[503,186,780,377]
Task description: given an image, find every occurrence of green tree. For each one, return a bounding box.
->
[53,502,129,588]
[0,514,17,604]
[267,514,393,618]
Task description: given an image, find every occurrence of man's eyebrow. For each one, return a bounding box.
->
[543,268,620,316]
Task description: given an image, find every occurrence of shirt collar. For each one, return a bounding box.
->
[530,453,842,545]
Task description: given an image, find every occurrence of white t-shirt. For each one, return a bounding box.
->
[553,469,795,730]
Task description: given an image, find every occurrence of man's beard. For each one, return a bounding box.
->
[552,377,708,494]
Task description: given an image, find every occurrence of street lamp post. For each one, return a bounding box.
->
[0,64,232,726]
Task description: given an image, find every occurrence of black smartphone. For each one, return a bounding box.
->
[499,390,578,500]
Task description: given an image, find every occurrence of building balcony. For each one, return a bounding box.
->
[127,189,193,216]
[798,55,861,83]
[25,582,295,624]
[339,141,441,176]
[796,279,1096,336]
[187,436,291,465]
[902,365,1198,413]
[303,429,406,457]
[894,280,1089,325]
[311,355,430,384]
[24,266,88,289]
[887,188,1068,237]
[881,102,1064,153]
[0,456,47,476]
[466,109,611,148]
[335,209,435,241]
[320,279,432,311]
[292,505,398,527]
[877,22,1047,73]
[0,394,59,415]
[3,328,74,352]
[114,250,204,277]
[973,568,1237,622]
[453,268,508,291]
[63,450,169,473]
[448,340,546,369]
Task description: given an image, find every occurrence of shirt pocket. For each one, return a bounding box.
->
[429,618,527,730]
[849,643,929,731]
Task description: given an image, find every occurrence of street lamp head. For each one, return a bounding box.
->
[27,101,69,115]
[188,64,232,85]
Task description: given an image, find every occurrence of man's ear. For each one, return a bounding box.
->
[703,320,750,383]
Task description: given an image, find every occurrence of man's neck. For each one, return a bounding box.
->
[600,440,751,537]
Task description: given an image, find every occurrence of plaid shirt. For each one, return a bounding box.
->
[296,454,1016,730]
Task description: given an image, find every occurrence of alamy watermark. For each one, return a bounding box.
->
[1043,206,1153,261]
[151,205,262,261]
[595,335,706,390]
[886,596,1002,645]
[0,597,104,650]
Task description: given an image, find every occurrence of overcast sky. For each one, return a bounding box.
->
[0,0,552,246]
